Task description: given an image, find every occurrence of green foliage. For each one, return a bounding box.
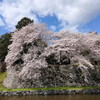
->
[0,62,6,73]
[15,17,34,30]
[0,33,12,62]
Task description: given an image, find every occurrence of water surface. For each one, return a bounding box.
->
[0,95,100,100]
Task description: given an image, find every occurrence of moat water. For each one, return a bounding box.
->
[0,95,100,100]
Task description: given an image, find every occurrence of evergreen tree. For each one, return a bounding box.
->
[0,33,12,72]
[15,17,34,30]
[0,33,12,62]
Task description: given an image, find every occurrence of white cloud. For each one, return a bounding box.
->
[0,0,100,31]
[0,0,38,30]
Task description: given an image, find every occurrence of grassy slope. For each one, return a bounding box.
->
[0,72,100,92]
[0,72,7,90]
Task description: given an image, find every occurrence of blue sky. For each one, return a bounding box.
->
[38,15,62,31]
[0,15,100,35]
[78,16,100,33]
[0,0,100,35]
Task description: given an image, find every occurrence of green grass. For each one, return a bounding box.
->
[0,72,100,92]
[1,86,100,92]
[0,72,7,90]
[0,72,7,82]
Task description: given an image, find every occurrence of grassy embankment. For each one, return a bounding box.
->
[0,72,100,92]
[0,72,7,90]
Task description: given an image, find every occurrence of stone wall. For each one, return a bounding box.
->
[0,89,100,96]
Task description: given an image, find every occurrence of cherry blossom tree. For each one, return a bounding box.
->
[4,23,100,89]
